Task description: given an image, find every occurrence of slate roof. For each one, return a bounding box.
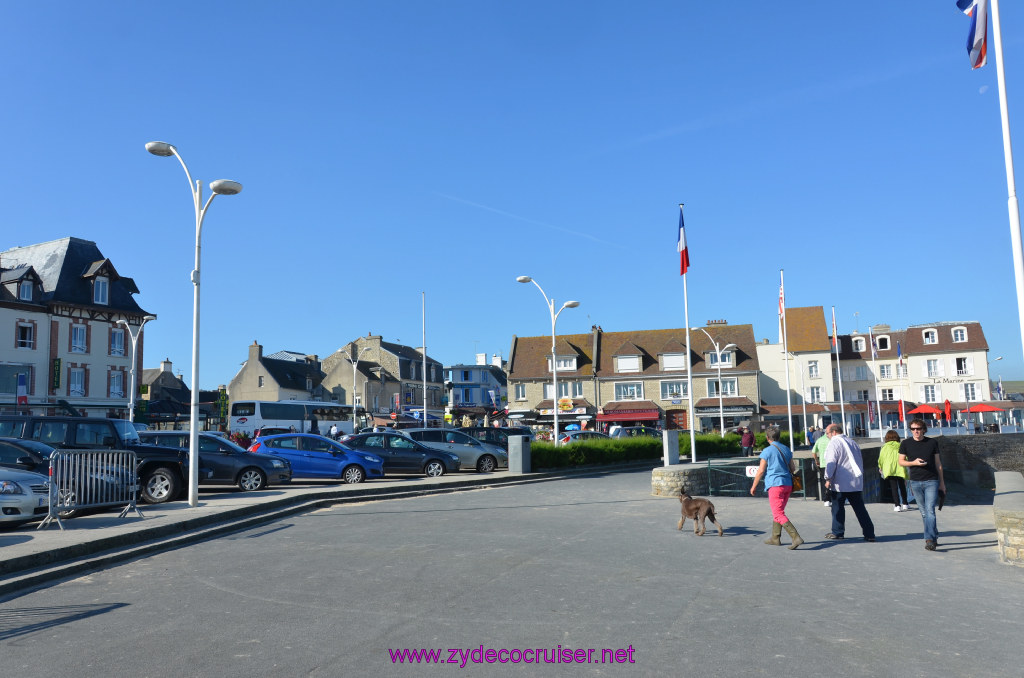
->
[0,237,149,314]
[836,322,987,360]
[262,357,325,391]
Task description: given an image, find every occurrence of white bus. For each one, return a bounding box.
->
[229,400,354,437]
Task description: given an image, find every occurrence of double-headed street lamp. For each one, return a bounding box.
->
[516,276,579,442]
[116,315,156,422]
[345,346,373,432]
[697,328,736,438]
[146,141,242,508]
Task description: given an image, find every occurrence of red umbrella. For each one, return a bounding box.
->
[965,403,1005,413]
[907,404,941,415]
[944,399,952,421]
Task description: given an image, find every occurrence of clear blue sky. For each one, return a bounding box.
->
[2,2,1022,389]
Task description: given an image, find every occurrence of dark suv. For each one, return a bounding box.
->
[0,416,187,504]
[459,426,533,451]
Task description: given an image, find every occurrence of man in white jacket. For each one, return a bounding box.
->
[823,424,876,542]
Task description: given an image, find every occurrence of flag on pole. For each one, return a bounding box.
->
[997,376,1004,399]
[677,204,690,275]
[897,341,903,367]
[870,333,878,359]
[16,373,28,405]
[831,307,838,348]
[778,282,785,317]
[957,0,989,69]
[898,399,905,422]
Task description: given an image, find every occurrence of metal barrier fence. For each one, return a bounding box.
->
[707,456,810,500]
[38,449,145,530]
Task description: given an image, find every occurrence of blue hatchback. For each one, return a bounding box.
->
[249,433,384,484]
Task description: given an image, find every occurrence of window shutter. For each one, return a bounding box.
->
[967,357,974,375]
[957,384,965,400]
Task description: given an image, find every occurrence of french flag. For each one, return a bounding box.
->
[17,373,28,405]
[958,0,989,69]
[677,204,690,275]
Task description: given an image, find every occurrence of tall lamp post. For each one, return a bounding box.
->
[516,276,579,442]
[345,346,372,432]
[146,141,242,508]
[116,315,156,422]
[697,328,736,438]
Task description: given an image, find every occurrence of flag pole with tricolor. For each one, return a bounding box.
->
[779,271,794,446]
[957,0,1024,370]
[868,326,884,441]
[678,204,697,463]
[832,307,847,432]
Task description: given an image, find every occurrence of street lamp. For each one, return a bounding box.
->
[345,346,372,432]
[516,276,579,443]
[146,141,242,508]
[697,328,736,438]
[116,315,156,422]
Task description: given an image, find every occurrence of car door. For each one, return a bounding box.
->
[439,430,483,468]
[298,436,343,477]
[383,434,424,472]
[349,434,391,471]
[260,436,308,475]
[197,436,239,483]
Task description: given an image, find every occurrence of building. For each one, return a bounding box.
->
[0,237,153,417]
[321,333,444,426]
[507,323,761,433]
[444,353,508,424]
[229,341,328,404]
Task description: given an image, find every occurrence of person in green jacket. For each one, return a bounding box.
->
[812,428,831,506]
[878,429,909,511]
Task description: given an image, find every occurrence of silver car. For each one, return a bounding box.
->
[0,467,50,527]
[400,428,508,473]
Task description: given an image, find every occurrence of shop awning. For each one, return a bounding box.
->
[596,400,661,422]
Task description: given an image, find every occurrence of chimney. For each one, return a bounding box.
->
[475,353,486,365]
[491,354,502,367]
[249,341,263,363]
[160,359,173,373]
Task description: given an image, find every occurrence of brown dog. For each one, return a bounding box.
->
[677,487,724,536]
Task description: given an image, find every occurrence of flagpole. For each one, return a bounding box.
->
[869,326,884,441]
[989,0,1024,369]
[679,204,697,463]
[832,306,847,432]
[780,270,794,445]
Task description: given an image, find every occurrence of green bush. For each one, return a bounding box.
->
[530,437,663,469]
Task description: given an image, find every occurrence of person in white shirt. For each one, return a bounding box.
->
[823,424,876,542]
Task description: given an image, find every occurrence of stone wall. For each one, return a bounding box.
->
[936,434,1024,488]
[993,471,1024,567]
[651,464,710,497]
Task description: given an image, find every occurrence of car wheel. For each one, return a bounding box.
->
[141,467,181,504]
[476,455,497,473]
[424,460,445,477]
[238,468,267,491]
[341,465,365,484]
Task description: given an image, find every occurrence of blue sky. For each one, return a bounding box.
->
[2,2,1022,389]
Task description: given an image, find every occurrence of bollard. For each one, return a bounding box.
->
[662,430,679,466]
[508,435,531,474]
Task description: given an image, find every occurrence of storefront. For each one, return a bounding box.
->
[692,397,757,434]
[535,398,595,432]
[595,400,662,431]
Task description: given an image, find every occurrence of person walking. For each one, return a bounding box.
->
[750,427,804,549]
[878,429,909,512]
[823,423,876,542]
[740,427,756,457]
[898,418,946,551]
[812,426,831,507]
[329,423,339,440]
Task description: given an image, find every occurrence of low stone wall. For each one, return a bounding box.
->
[994,471,1024,567]
[936,434,1024,488]
[651,464,710,497]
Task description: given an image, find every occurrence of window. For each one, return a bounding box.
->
[964,383,977,401]
[808,361,819,378]
[955,357,972,376]
[93,276,109,305]
[854,366,869,381]
[707,378,737,397]
[258,376,265,388]
[110,328,125,356]
[16,323,34,349]
[923,329,937,345]
[952,327,967,342]
[876,336,890,351]
[707,351,733,368]
[852,337,866,352]
[542,383,552,399]
[614,382,643,400]
[879,364,892,379]
[570,381,584,397]
[660,381,688,399]
[69,368,85,396]
[305,378,313,391]
[896,364,908,379]
[808,386,823,403]
[926,359,942,378]
[71,325,87,353]
[514,383,526,400]
[461,370,471,381]
[18,281,32,301]
[616,356,640,373]
[109,371,124,398]
[855,390,869,401]
[0,366,33,396]
[548,357,577,373]
[924,385,938,403]
[881,388,894,400]
[662,353,687,370]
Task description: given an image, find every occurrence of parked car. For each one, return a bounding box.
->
[608,426,663,439]
[138,431,292,491]
[0,467,50,527]
[340,432,460,477]
[459,426,534,451]
[248,433,383,484]
[253,425,292,438]
[400,428,508,473]
[558,431,611,445]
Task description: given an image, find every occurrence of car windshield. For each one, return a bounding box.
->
[112,420,141,444]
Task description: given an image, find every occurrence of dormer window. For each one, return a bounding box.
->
[662,353,687,370]
[548,356,578,372]
[852,337,866,352]
[615,356,640,373]
[18,281,33,301]
[876,336,890,351]
[952,327,967,343]
[922,329,938,345]
[94,276,109,305]
[306,378,313,391]
[707,351,733,368]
